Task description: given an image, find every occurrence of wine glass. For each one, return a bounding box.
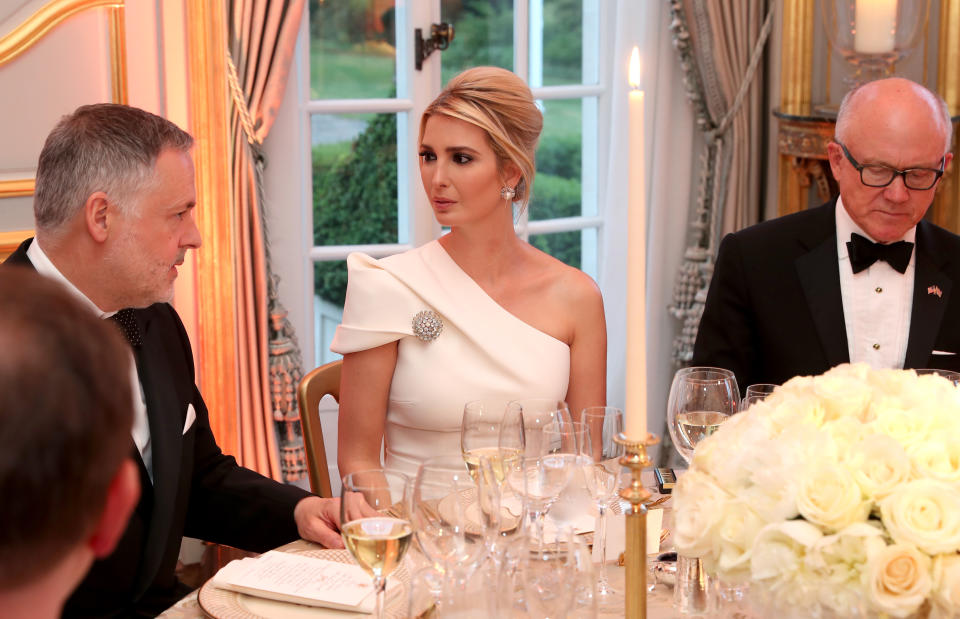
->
[340,469,413,619]
[507,418,580,545]
[579,406,625,610]
[667,367,739,464]
[506,398,573,458]
[461,398,517,484]
[915,368,960,384]
[741,383,777,410]
[411,456,490,613]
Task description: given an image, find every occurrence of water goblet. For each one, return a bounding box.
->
[340,469,413,619]
[579,406,625,610]
[666,367,739,464]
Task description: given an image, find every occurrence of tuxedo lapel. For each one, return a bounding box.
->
[794,205,850,369]
[131,308,184,596]
[905,222,953,368]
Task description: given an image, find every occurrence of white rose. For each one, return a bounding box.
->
[845,433,913,501]
[880,479,960,555]
[808,522,886,582]
[871,407,933,450]
[909,439,960,483]
[932,553,960,617]
[866,543,932,618]
[814,366,873,422]
[765,391,825,433]
[713,498,766,579]
[823,417,871,456]
[796,463,871,532]
[672,469,729,558]
[749,519,822,582]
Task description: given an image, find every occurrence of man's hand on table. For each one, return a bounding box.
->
[294,496,344,548]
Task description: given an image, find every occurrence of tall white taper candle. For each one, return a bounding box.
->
[625,47,647,440]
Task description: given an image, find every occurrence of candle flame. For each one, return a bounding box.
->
[628,47,641,89]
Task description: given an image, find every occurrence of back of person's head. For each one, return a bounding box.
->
[34,103,194,234]
[0,269,135,590]
[420,66,543,210]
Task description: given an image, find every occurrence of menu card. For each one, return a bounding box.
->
[211,551,378,612]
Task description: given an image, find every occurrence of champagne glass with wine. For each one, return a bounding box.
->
[340,469,413,619]
[667,367,739,464]
[461,398,519,484]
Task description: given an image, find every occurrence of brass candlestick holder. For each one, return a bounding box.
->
[614,432,660,619]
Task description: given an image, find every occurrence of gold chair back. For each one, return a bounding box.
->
[296,359,341,497]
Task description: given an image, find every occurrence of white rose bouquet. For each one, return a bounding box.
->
[674,363,960,618]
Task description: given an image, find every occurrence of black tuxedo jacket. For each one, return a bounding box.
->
[5,238,311,617]
[692,200,960,392]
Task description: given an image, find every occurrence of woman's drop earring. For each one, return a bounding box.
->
[500,186,516,201]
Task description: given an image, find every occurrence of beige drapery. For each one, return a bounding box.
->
[683,0,771,236]
[224,0,306,480]
[666,0,773,367]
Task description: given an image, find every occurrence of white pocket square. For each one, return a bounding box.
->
[183,403,197,434]
[932,350,957,356]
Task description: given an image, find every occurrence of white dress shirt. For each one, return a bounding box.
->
[836,197,915,369]
[27,240,153,481]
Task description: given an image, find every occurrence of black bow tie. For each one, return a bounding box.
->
[110,308,142,348]
[846,233,914,274]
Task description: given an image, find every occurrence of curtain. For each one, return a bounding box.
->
[599,0,696,464]
[225,0,306,481]
[665,0,774,368]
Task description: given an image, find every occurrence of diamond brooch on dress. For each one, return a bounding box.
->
[412,310,443,342]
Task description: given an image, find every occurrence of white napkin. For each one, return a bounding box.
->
[212,550,382,612]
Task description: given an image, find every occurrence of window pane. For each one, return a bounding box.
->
[440,0,514,83]
[314,260,347,366]
[541,0,585,85]
[311,113,399,247]
[310,0,397,99]
[531,98,582,221]
[529,229,585,270]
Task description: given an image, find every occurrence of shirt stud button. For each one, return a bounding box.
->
[875,287,883,293]
[873,343,881,350]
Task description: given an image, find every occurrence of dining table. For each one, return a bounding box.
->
[157,471,705,618]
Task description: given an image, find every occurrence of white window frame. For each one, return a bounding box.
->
[267,0,615,372]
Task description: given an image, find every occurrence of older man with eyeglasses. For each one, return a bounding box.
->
[692,77,958,392]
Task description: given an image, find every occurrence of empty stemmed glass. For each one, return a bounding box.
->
[579,406,625,610]
[667,367,739,464]
[340,469,413,619]
[505,408,579,545]
[506,398,573,457]
[410,455,492,614]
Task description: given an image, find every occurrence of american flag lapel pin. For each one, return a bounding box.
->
[928,285,943,298]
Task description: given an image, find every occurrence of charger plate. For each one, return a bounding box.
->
[197,549,408,619]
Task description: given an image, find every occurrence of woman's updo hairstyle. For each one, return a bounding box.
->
[419,66,543,210]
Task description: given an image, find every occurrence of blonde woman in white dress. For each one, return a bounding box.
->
[332,66,607,478]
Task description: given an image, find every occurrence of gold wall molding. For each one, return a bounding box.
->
[0,0,126,200]
[778,0,816,216]
[0,0,122,66]
[0,179,35,197]
[0,229,31,260]
[185,0,240,458]
[931,0,960,231]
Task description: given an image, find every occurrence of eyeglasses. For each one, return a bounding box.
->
[837,141,945,191]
